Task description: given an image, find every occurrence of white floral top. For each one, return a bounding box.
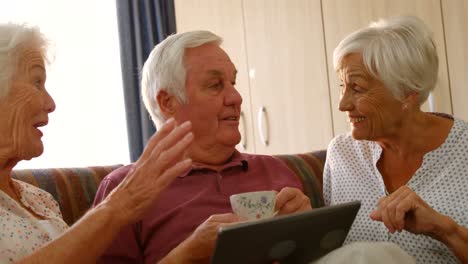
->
[0,179,68,263]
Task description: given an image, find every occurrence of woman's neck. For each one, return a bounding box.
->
[0,155,19,196]
[377,111,453,159]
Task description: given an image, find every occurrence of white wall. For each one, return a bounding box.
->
[1,0,130,168]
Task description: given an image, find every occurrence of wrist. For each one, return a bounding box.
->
[96,192,133,228]
[159,241,192,264]
[433,214,458,244]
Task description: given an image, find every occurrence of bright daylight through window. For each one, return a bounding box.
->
[1,0,130,168]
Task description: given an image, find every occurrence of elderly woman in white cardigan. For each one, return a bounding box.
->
[0,23,193,263]
[324,16,468,263]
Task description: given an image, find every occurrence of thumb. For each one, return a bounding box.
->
[369,209,382,221]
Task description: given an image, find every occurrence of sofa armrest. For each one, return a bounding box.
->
[274,150,326,208]
[11,165,122,225]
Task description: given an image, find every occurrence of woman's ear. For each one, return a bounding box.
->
[403,91,420,110]
[157,90,179,118]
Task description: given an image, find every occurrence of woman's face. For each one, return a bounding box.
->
[338,53,404,141]
[0,48,55,161]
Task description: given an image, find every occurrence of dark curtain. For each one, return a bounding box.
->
[115,0,177,162]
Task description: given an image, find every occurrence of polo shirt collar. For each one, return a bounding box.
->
[179,150,249,178]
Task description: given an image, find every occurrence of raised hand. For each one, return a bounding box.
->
[105,118,193,223]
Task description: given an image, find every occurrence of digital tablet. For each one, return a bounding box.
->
[211,200,361,264]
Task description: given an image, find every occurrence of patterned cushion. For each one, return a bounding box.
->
[11,165,122,225]
[274,150,326,208]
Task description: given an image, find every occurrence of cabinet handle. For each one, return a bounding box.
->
[257,106,269,146]
[239,111,247,150]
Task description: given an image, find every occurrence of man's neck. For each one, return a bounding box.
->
[188,143,236,170]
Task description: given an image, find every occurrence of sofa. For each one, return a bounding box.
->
[11,151,326,226]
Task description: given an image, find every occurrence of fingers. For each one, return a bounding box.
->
[370,186,414,233]
[150,127,194,175]
[139,119,192,165]
[275,187,311,215]
[136,121,192,174]
[207,213,242,223]
[138,118,177,162]
[153,158,192,193]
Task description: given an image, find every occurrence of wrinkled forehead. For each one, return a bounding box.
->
[14,47,46,78]
[338,53,369,79]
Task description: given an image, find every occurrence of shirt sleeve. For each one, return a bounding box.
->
[93,166,145,264]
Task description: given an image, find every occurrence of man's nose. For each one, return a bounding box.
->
[225,82,243,106]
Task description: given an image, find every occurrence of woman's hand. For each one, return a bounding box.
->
[370,186,468,263]
[369,186,446,237]
[275,187,312,216]
[105,118,193,224]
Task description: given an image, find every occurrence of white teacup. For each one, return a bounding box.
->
[230,190,276,220]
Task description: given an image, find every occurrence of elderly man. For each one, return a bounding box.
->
[93,31,311,264]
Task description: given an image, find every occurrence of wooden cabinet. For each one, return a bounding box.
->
[175,0,465,154]
[174,0,256,153]
[242,0,332,154]
[322,0,453,136]
[442,0,468,121]
[175,0,333,154]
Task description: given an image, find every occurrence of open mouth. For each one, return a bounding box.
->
[33,121,48,136]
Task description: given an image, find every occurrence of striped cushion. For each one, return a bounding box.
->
[10,151,327,225]
[274,150,326,208]
[11,165,122,225]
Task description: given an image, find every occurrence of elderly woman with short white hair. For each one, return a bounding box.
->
[0,23,193,263]
[324,16,468,263]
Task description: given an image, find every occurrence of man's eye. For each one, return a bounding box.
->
[210,82,222,89]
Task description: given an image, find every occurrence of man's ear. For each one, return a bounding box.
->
[157,90,179,118]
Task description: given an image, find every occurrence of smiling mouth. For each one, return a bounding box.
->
[348,116,366,124]
[222,116,239,121]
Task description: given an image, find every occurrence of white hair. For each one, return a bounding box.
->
[333,16,438,105]
[0,23,50,99]
[141,30,222,128]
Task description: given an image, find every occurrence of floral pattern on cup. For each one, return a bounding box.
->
[230,191,276,220]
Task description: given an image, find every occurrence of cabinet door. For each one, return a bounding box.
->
[322,0,453,136]
[442,0,468,121]
[174,0,256,153]
[242,0,333,154]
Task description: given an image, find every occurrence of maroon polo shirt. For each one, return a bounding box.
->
[93,151,303,264]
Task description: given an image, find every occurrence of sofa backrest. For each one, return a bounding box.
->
[11,151,326,225]
[11,165,122,225]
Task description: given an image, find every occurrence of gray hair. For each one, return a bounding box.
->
[141,30,222,128]
[0,23,50,99]
[333,16,438,105]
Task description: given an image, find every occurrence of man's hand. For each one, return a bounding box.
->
[161,213,241,264]
[275,187,312,216]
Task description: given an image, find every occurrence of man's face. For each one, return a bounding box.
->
[174,43,242,150]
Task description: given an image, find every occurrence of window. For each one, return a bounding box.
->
[2,0,130,168]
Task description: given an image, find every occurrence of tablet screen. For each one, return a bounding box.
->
[211,201,361,264]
